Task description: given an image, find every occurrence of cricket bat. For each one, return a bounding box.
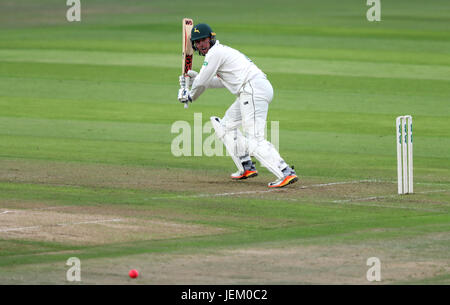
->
[182,18,194,109]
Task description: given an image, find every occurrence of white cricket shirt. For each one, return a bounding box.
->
[190,40,266,101]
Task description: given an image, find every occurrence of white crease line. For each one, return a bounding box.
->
[333,189,450,203]
[148,179,379,200]
[208,189,280,197]
[0,225,42,233]
[31,206,73,211]
[148,189,280,200]
[0,218,122,233]
[203,180,378,196]
[408,182,450,186]
[56,218,122,227]
[333,202,446,213]
[376,180,450,187]
[0,206,72,215]
[264,190,449,212]
[300,179,380,189]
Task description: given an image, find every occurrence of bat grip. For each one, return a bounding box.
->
[184,74,190,89]
[183,75,190,109]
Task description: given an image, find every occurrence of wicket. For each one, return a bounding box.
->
[396,115,413,194]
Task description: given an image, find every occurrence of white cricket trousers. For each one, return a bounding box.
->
[220,78,288,179]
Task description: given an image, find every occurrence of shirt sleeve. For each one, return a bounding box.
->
[207,76,225,88]
[190,50,223,101]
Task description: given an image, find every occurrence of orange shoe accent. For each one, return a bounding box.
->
[268,175,298,188]
[231,170,258,180]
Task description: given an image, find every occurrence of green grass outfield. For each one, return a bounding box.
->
[0,0,449,284]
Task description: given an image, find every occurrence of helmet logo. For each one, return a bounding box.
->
[194,28,200,33]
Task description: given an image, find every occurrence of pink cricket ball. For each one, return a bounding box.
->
[129,269,139,279]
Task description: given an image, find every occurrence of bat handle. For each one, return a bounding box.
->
[184,74,190,89]
[183,75,190,109]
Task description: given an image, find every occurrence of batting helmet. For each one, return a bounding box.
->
[191,23,216,54]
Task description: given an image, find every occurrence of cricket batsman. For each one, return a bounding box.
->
[178,23,298,188]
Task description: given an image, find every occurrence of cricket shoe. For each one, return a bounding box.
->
[231,160,258,180]
[268,166,298,188]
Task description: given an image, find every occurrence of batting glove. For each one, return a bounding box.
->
[179,75,186,88]
[187,70,198,82]
[178,88,192,103]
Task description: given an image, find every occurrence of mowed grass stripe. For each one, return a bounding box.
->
[0,135,446,180]
[2,39,450,65]
[0,116,449,160]
[0,91,448,138]
[0,62,178,85]
[0,117,171,144]
[0,49,180,69]
[0,76,448,123]
[1,49,449,80]
[0,239,82,258]
[2,18,449,41]
[1,62,449,101]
